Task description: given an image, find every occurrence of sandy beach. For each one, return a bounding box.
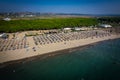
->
[0,30,120,65]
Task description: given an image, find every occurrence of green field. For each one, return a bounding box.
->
[0,18,98,33]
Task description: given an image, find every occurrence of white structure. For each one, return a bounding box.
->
[74,27,81,31]
[0,33,8,39]
[0,33,5,37]
[99,24,112,28]
[63,28,72,30]
[3,18,11,21]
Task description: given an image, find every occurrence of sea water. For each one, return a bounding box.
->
[0,39,120,80]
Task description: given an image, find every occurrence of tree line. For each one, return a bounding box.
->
[97,17,120,26]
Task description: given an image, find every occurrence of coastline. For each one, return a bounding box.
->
[0,44,94,68]
[0,34,120,68]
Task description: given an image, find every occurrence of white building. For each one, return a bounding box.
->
[63,28,72,30]
[3,18,11,21]
[0,33,8,39]
[74,27,81,31]
[63,28,72,32]
[99,24,112,28]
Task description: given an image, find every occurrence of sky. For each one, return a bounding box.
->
[0,0,120,14]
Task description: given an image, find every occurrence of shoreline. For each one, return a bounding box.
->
[0,44,93,68]
[0,36,120,68]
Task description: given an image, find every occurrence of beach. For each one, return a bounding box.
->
[1,38,120,80]
[0,29,120,65]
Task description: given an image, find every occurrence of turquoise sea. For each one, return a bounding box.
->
[0,39,120,80]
